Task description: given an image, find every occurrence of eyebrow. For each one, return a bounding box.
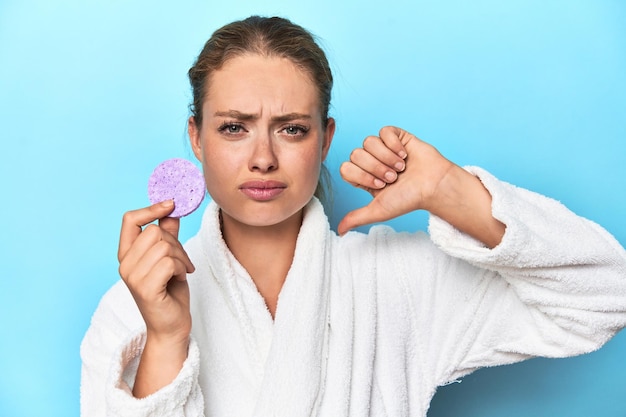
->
[214,110,312,122]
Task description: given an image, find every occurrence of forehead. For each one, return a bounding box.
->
[204,54,321,116]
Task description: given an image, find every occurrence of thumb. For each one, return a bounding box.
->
[337,203,387,236]
[158,216,180,239]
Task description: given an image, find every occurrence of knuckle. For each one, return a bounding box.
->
[144,223,159,232]
[160,257,177,275]
[121,210,136,225]
[154,239,173,257]
[143,223,161,239]
[118,263,129,281]
[349,148,362,161]
[125,270,139,285]
[379,125,394,135]
[339,161,353,176]
[122,268,141,288]
[362,135,378,148]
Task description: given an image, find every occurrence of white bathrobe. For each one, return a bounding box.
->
[81,167,626,417]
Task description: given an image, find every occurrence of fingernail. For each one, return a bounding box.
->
[395,161,405,171]
[374,178,386,188]
[160,199,174,208]
[398,150,407,159]
[384,171,396,182]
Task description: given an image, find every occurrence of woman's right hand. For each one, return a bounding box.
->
[117,200,195,397]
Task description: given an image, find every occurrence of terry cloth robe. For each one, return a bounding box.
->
[81,167,626,417]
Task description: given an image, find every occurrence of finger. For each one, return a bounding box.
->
[147,257,190,293]
[155,217,194,273]
[149,256,190,288]
[345,146,399,187]
[340,160,386,191]
[337,203,389,236]
[119,224,162,280]
[146,233,195,274]
[130,256,190,304]
[118,200,175,262]
[159,216,180,240]
[362,135,406,173]
[379,126,413,153]
[120,230,195,282]
[351,148,397,183]
[121,224,194,276]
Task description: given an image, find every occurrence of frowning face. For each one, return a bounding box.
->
[189,54,334,229]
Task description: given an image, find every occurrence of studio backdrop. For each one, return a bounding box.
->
[0,0,624,416]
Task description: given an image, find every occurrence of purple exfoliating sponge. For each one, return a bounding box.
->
[148,158,206,218]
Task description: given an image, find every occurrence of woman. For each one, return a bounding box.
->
[81,16,626,416]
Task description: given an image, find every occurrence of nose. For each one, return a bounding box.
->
[249,133,278,173]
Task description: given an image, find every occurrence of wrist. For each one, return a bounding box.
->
[419,161,460,215]
[132,332,190,398]
[144,329,190,361]
[424,165,505,248]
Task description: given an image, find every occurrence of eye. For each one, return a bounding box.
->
[282,124,309,137]
[218,122,246,135]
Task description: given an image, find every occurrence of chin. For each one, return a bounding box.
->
[250,207,303,227]
[219,201,303,228]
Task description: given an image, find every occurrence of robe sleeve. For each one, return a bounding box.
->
[394,167,626,387]
[80,281,205,416]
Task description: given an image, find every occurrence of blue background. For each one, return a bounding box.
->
[1,0,624,416]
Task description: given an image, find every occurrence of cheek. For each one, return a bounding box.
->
[200,145,236,189]
[297,145,323,181]
[202,139,244,169]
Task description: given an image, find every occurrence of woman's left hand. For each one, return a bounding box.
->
[338,126,455,235]
[338,126,505,248]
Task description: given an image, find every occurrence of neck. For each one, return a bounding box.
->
[220,209,303,318]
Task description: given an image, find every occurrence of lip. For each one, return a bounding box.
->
[239,180,287,201]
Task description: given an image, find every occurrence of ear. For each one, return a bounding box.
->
[188,116,203,162]
[321,117,335,161]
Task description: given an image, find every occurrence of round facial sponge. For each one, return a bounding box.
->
[148,158,206,218]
